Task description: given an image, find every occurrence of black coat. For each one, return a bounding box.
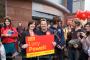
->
[20,31,34,57]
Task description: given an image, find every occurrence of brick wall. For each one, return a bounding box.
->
[6,0,32,27]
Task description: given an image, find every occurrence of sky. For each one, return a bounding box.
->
[85,0,90,11]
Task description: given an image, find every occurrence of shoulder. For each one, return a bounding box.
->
[47,29,53,34]
[22,31,29,36]
[57,28,63,33]
[49,28,54,32]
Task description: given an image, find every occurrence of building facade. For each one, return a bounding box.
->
[65,0,85,25]
[6,0,32,27]
[32,0,70,26]
[32,0,70,20]
[0,0,70,27]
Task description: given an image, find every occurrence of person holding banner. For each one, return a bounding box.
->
[20,20,37,60]
[36,18,54,60]
[1,17,18,60]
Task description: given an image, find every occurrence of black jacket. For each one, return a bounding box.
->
[20,31,34,57]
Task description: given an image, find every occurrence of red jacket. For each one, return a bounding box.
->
[1,27,18,43]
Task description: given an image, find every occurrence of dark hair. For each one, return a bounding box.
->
[40,18,48,25]
[53,16,61,24]
[27,20,35,30]
[74,21,81,26]
[4,17,12,29]
[4,17,11,22]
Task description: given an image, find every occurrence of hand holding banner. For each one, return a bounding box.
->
[26,35,54,58]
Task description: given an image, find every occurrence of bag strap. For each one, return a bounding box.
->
[54,30,61,41]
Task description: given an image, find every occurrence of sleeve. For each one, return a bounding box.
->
[20,31,26,47]
[19,31,26,55]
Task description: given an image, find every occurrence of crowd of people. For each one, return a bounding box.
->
[0,16,90,60]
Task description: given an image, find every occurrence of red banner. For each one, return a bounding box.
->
[26,35,54,58]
